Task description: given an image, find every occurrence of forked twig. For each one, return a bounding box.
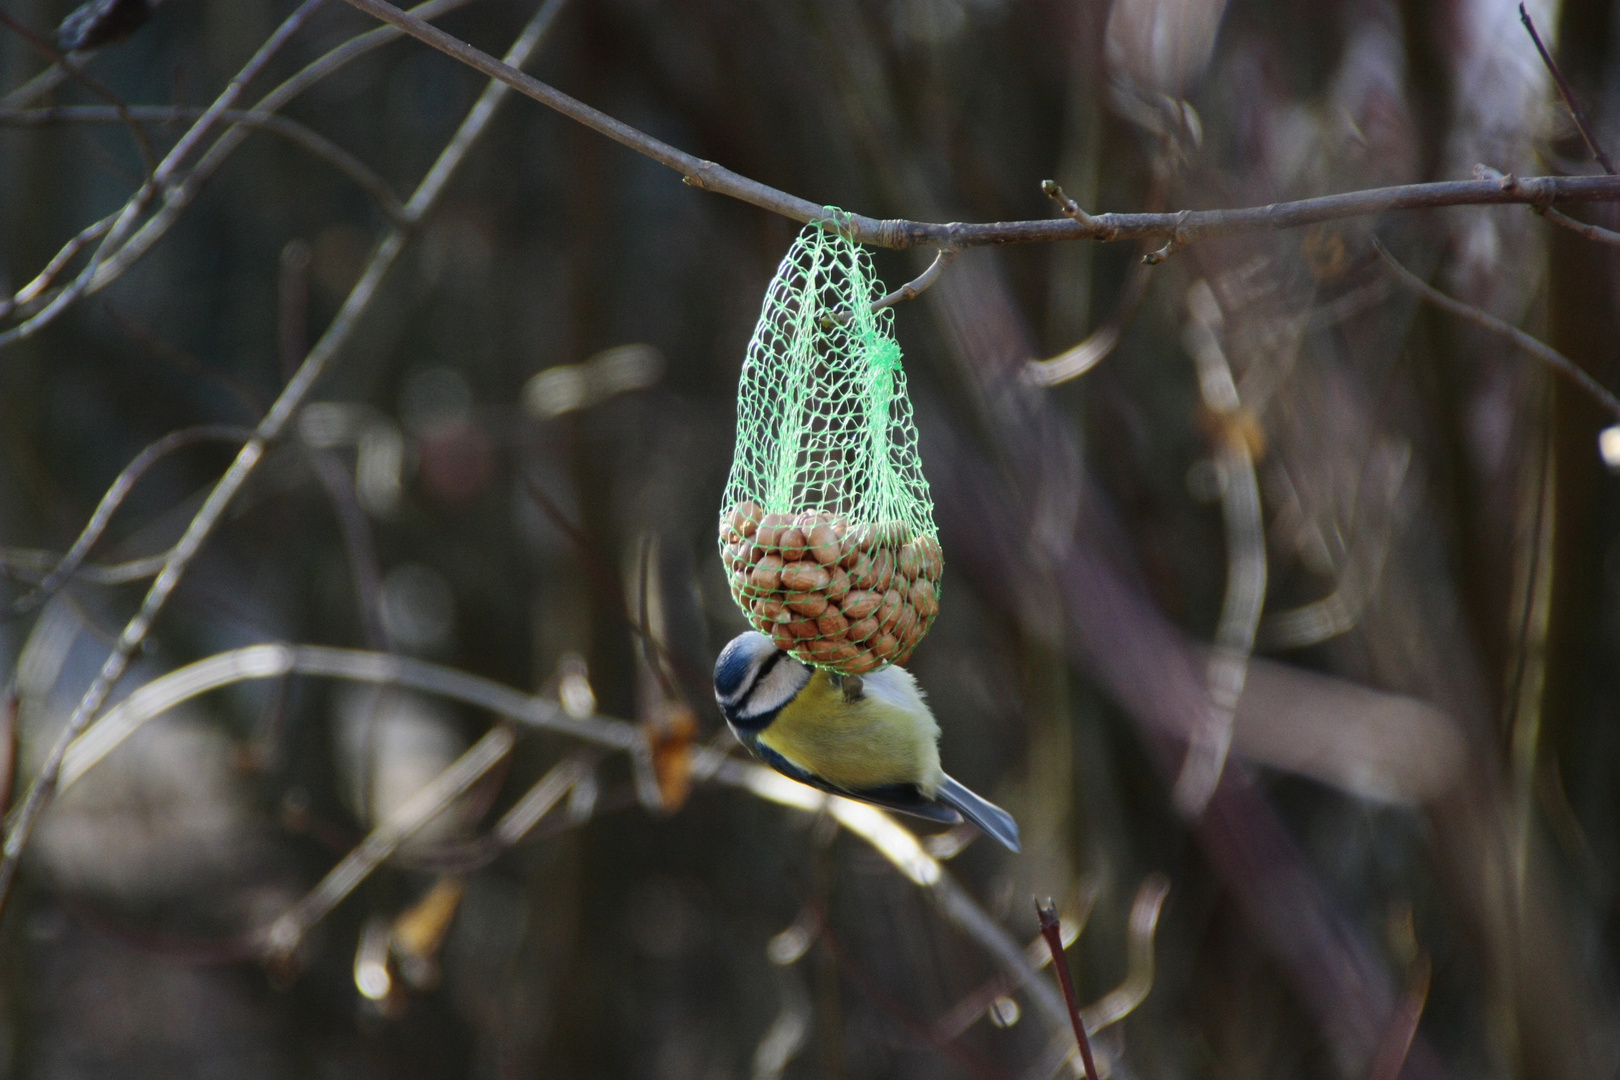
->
[264,724,517,959]
[0,0,485,341]
[7,424,255,616]
[0,106,408,223]
[1541,205,1620,248]
[337,0,1620,252]
[0,0,330,349]
[1370,238,1620,420]
[52,640,1068,1026]
[0,0,572,918]
[0,9,156,177]
[1037,898,1102,1080]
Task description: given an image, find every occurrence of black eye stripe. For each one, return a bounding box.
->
[754,648,785,687]
[730,649,785,707]
[717,641,785,706]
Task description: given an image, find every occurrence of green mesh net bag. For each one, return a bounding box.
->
[718,216,941,675]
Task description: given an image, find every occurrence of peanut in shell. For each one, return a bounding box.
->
[749,554,784,593]
[780,562,830,593]
[720,505,942,674]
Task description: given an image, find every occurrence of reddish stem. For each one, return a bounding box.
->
[1037,899,1101,1080]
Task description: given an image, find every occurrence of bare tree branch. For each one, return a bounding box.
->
[0,0,571,918]
[0,0,487,342]
[0,106,408,223]
[0,549,167,586]
[1541,205,1620,247]
[52,640,1066,1028]
[263,724,516,959]
[1519,4,1617,175]
[0,9,156,177]
[6,424,255,616]
[339,0,1620,256]
[0,0,330,349]
[1371,238,1620,420]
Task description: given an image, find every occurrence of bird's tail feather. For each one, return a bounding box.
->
[937,775,1021,853]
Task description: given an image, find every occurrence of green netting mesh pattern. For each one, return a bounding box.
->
[718,216,942,675]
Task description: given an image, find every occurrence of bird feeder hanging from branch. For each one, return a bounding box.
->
[718,215,942,675]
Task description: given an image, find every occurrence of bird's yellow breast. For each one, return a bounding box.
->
[757,671,942,793]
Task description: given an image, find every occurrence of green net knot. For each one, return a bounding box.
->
[818,205,856,238]
[717,221,941,675]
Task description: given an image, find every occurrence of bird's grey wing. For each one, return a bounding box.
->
[749,741,962,825]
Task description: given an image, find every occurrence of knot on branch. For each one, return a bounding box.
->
[871,218,916,249]
[681,160,721,191]
[1144,210,1192,264]
[1475,164,1558,211]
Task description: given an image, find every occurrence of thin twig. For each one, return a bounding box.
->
[0,0,485,340]
[0,58,73,109]
[401,752,599,873]
[1519,4,1617,175]
[59,644,634,794]
[264,724,517,959]
[306,450,392,650]
[105,302,267,419]
[1036,899,1101,1080]
[0,106,407,223]
[1173,282,1266,817]
[871,247,958,312]
[0,549,167,586]
[0,0,330,349]
[0,0,570,918]
[1078,874,1169,1033]
[0,10,156,177]
[338,0,1620,252]
[6,424,255,616]
[1541,204,1620,247]
[1042,179,1118,240]
[0,211,115,321]
[1370,238,1620,419]
[1025,258,1153,386]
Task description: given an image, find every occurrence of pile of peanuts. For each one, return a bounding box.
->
[718,501,943,673]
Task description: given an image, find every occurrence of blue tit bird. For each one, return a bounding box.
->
[713,631,1020,852]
